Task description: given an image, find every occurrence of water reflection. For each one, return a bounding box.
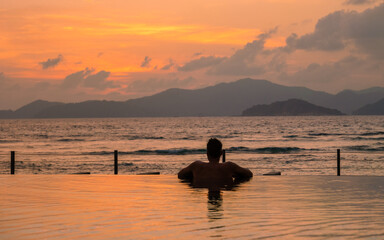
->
[2,175,384,239]
[207,190,223,221]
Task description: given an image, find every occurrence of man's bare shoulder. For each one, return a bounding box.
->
[190,160,205,166]
[224,161,253,178]
[222,161,240,168]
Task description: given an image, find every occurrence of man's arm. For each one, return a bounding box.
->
[227,162,253,180]
[178,161,198,180]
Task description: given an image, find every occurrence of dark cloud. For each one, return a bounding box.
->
[0,70,122,110]
[207,28,277,76]
[39,54,63,69]
[97,52,104,57]
[161,59,174,70]
[193,52,203,57]
[60,68,117,90]
[178,56,226,72]
[61,68,93,89]
[125,77,195,93]
[285,3,384,58]
[0,73,20,91]
[33,81,51,90]
[279,55,383,90]
[284,11,350,51]
[141,56,152,68]
[0,72,9,88]
[344,0,377,5]
[83,70,117,90]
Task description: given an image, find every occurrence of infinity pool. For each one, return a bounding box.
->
[1,175,384,239]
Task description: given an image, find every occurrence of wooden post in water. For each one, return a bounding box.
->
[114,150,118,175]
[10,151,15,174]
[337,149,340,176]
[222,150,226,163]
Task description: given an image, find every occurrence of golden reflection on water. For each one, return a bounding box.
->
[1,175,384,239]
[207,190,223,223]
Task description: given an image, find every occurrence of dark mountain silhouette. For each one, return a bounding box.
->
[0,78,383,118]
[242,99,344,116]
[35,79,333,118]
[14,100,64,118]
[353,98,384,115]
[321,87,384,114]
[0,110,14,119]
[0,100,64,119]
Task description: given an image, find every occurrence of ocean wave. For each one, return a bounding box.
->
[346,145,384,152]
[121,162,134,166]
[37,134,49,138]
[308,133,344,136]
[211,135,237,139]
[360,131,384,136]
[86,151,114,155]
[228,146,303,154]
[123,135,165,140]
[0,140,20,143]
[351,137,384,141]
[135,149,206,155]
[83,146,304,156]
[283,135,298,138]
[57,138,85,142]
[84,149,205,156]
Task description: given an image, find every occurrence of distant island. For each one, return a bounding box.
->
[0,78,383,118]
[242,99,344,116]
[353,98,384,115]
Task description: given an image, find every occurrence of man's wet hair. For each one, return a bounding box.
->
[207,138,222,159]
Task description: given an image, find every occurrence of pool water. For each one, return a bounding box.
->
[1,175,384,239]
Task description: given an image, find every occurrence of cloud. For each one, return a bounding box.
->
[193,52,203,57]
[141,56,152,68]
[344,0,377,5]
[161,59,174,70]
[284,11,350,51]
[97,52,104,57]
[33,81,51,90]
[39,54,63,69]
[83,70,117,90]
[279,55,384,90]
[61,68,118,90]
[0,72,4,82]
[285,3,384,58]
[207,28,277,76]
[0,72,10,89]
[125,77,195,93]
[178,56,226,72]
[61,68,93,89]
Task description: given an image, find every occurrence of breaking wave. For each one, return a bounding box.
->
[346,145,384,152]
[84,146,304,156]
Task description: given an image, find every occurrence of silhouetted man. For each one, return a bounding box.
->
[178,138,253,188]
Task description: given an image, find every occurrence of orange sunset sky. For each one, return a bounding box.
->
[1,0,383,109]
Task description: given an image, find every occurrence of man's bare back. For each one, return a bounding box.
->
[178,138,253,188]
[178,160,253,188]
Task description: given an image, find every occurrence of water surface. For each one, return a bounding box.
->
[0,116,383,175]
[1,175,384,239]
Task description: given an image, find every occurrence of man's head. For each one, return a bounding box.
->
[207,138,222,162]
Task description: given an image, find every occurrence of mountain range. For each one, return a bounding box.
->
[242,99,344,116]
[1,78,383,118]
[353,98,384,115]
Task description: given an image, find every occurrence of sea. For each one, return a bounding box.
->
[0,116,383,175]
